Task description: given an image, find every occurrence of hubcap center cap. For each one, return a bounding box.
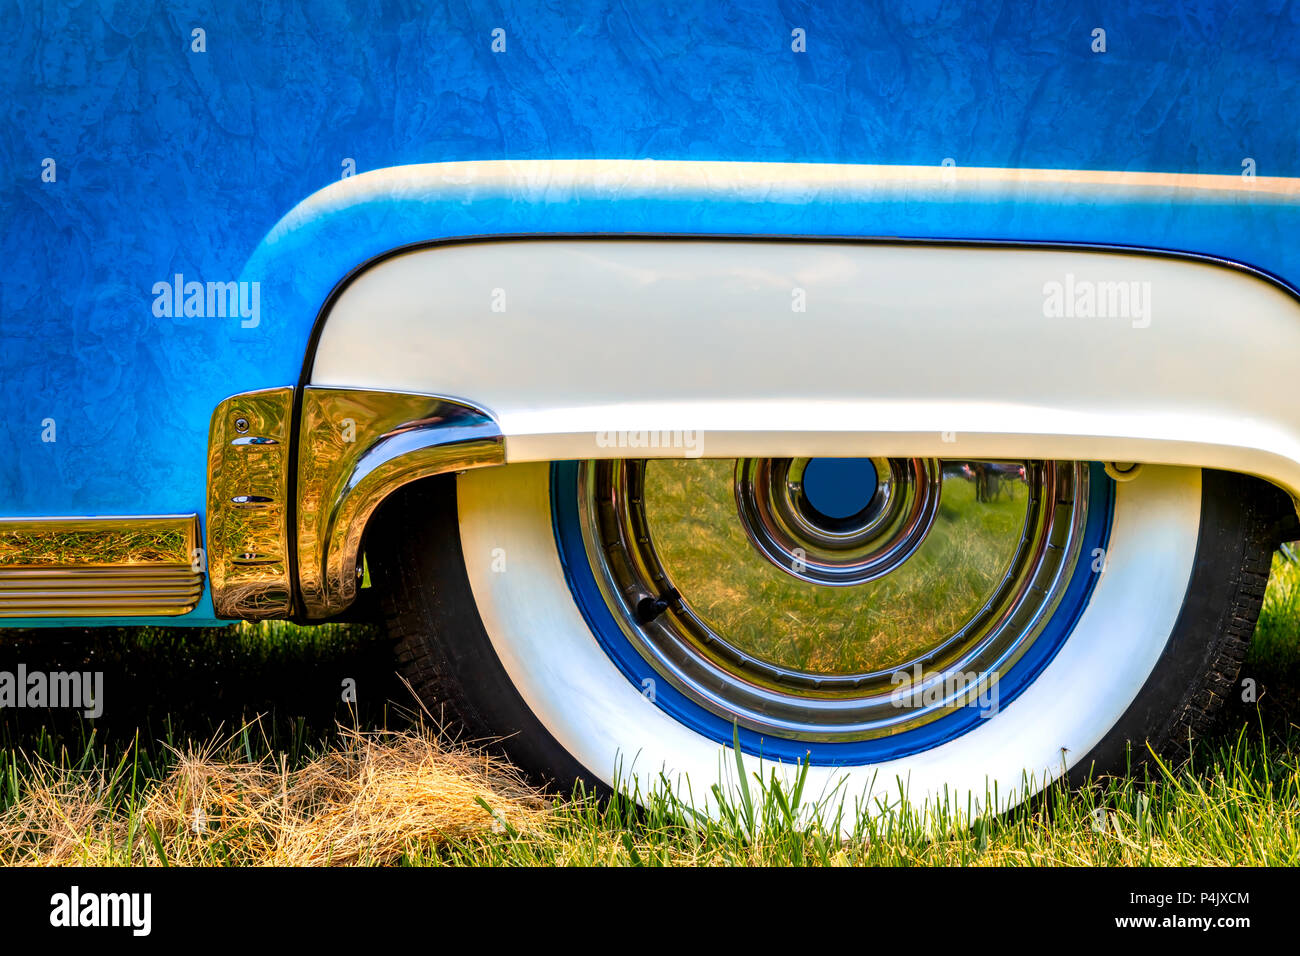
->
[800,457,880,521]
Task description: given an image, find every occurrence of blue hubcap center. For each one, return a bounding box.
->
[801,458,878,520]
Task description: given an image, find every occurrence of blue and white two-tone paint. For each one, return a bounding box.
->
[3,2,1299,822]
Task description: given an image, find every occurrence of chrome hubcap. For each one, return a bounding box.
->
[577,458,1092,741]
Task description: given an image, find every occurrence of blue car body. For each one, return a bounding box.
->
[2,1,1298,623]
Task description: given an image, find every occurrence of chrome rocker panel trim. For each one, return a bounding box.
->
[0,515,203,618]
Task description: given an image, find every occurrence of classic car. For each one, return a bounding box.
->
[4,2,1299,820]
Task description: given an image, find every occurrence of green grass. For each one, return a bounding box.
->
[0,553,1296,866]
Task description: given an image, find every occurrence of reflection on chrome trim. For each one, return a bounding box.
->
[0,515,203,617]
[206,387,295,619]
[296,387,504,619]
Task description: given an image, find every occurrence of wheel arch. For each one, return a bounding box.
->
[205,161,1300,620]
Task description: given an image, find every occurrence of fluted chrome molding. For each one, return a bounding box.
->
[0,515,203,617]
[206,387,294,619]
[296,387,504,619]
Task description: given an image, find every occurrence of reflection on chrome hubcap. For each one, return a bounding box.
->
[578,458,1092,742]
[735,456,943,586]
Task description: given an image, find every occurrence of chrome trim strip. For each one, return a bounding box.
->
[0,514,203,618]
[206,387,295,619]
[296,387,505,619]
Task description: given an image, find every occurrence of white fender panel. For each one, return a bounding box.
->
[311,239,1300,501]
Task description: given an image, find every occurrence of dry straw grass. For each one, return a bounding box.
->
[0,726,548,866]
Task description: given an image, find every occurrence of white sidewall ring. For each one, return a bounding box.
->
[457,462,1201,821]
